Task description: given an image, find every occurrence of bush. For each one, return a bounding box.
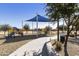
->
[44,26,52,35]
[23,24,30,31]
[55,41,62,52]
[51,40,62,52]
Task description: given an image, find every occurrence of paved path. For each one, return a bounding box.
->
[9,35,57,56]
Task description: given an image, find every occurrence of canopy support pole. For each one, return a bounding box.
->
[22,20,23,34]
[36,15,38,37]
[32,21,33,35]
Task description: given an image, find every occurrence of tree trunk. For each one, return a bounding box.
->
[64,17,70,56]
[75,25,77,39]
[57,19,59,41]
[64,31,69,56]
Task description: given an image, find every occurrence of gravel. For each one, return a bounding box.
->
[0,39,31,56]
[59,42,79,56]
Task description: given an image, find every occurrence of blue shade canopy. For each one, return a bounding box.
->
[26,15,50,22]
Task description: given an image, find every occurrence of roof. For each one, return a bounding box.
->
[26,15,50,22]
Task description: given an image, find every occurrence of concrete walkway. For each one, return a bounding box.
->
[9,35,57,56]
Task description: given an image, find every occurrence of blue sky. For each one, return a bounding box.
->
[0,3,63,29]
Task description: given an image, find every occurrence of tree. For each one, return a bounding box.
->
[46,3,61,41]
[44,26,52,35]
[73,19,79,39]
[58,25,67,31]
[0,24,11,36]
[46,3,79,56]
[23,24,30,33]
[59,4,79,56]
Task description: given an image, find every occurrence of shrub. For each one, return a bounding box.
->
[23,24,30,31]
[51,40,62,52]
[44,26,52,35]
[55,41,62,52]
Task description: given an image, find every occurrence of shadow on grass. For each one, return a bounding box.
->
[3,34,46,43]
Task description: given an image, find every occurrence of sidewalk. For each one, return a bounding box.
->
[9,35,57,56]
